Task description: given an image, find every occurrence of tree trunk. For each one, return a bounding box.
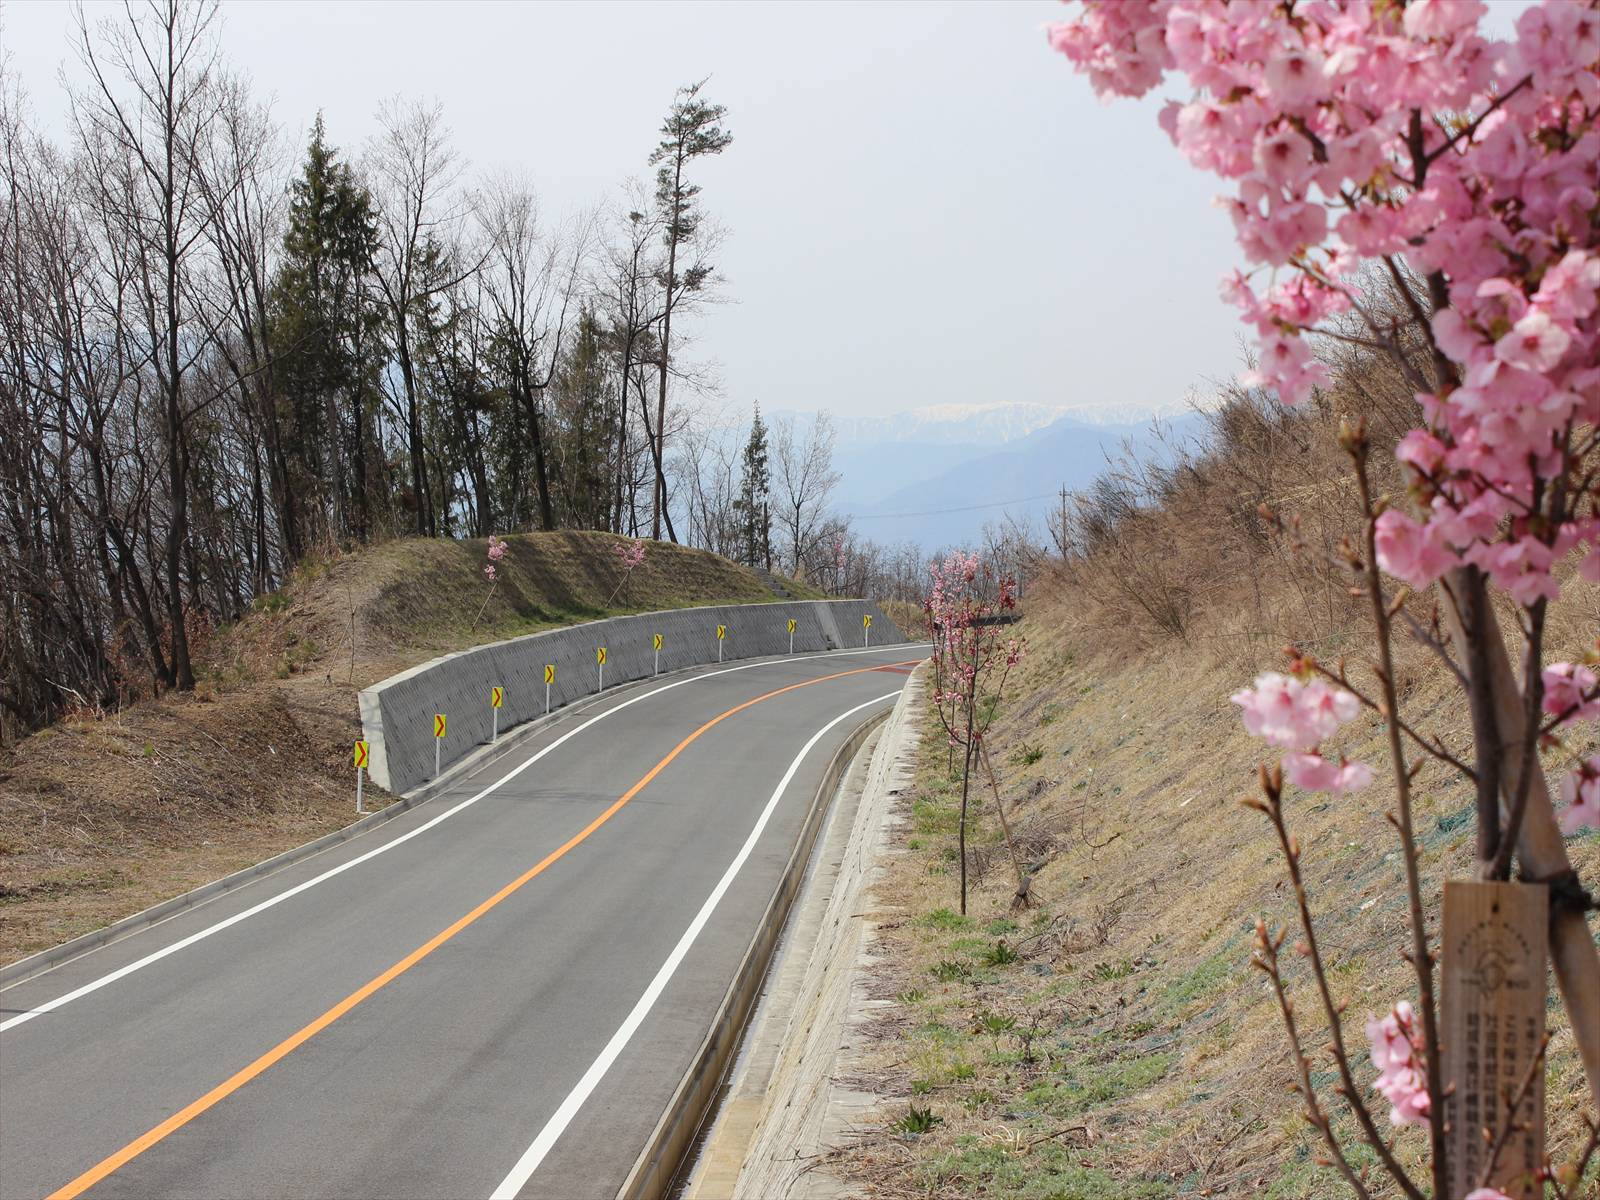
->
[1441,568,1600,1107]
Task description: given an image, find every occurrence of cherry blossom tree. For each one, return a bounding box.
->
[1049,1,1598,1195]
[471,535,508,631]
[924,551,1030,914]
[607,536,648,606]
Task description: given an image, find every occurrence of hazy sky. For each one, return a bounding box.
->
[4,1,1265,421]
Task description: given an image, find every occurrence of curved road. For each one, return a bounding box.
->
[0,645,926,1200]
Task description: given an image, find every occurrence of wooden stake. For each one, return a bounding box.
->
[1442,879,1547,1200]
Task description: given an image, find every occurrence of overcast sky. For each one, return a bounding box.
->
[4,0,1270,421]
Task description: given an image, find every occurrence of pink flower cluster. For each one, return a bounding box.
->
[1366,1000,1431,1127]
[612,538,647,571]
[925,551,1022,729]
[1561,755,1600,834]
[1048,0,1600,607]
[1542,660,1600,724]
[484,534,508,582]
[1231,671,1373,794]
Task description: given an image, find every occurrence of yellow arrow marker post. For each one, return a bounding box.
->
[787,617,797,654]
[597,646,607,691]
[864,612,872,647]
[353,741,370,814]
[544,664,554,714]
[433,713,446,780]
[490,686,503,743]
[716,623,727,663]
[652,632,663,675]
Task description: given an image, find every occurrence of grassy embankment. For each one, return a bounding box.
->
[832,380,1598,1198]
[0,531,816,964]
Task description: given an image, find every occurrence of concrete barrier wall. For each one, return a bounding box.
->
[358,599,907,794]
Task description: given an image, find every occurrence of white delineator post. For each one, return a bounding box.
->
[354,741,369,813]
[433,714,446,779]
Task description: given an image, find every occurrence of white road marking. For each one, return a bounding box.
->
[0,646,924,1033]
[488,690,901,1200]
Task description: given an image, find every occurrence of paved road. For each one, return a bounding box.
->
[0,645,925,1200]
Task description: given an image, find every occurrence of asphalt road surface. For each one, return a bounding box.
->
[0,645,926,1200]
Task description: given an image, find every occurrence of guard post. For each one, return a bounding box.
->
[354,740,370,813]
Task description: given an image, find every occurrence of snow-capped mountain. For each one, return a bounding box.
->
[821,402,1077,447]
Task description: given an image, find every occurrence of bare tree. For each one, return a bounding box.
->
[772,412,840,580]
[368,97,468,538]
[70,0,229,691]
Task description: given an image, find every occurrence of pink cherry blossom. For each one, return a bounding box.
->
[1542,662,1600,724]
[1560,756,1600,834]
[1373,510,1456,589]
[1231,673,1360,751]
[1047,0,1600,610]
[1283,751,1375,795]
[1494,309,1572,372]
[1463,1190,1513,1200]
[483,563,496,582]
[1366,1001,1431,1128]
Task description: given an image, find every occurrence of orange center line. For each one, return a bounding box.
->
[47,658,921,1200]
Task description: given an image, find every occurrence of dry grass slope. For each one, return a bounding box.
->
[835,575,1598,1199]
[0,531,810,964]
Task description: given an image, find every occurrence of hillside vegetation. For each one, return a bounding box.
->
[0,532,808,964]
[833,374,1598,1197]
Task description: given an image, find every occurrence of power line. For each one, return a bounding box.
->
[850,491,1060,520]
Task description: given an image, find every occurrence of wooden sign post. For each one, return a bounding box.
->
[1441,879,1547,1200]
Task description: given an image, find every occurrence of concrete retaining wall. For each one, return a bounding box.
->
[358,599,906,794]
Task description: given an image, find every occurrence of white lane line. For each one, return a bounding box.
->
[0,646,925,1033]
[488,689,901,1200]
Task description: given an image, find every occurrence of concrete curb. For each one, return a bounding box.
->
[615,704,894,1200]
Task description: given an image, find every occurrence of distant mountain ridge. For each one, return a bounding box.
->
[763,400,1199,550]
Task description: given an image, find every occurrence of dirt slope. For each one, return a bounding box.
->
[833,574,1598,1199]
[0,532,809,964]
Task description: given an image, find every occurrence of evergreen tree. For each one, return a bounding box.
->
[735,404,772,571]
[269,114,385,544]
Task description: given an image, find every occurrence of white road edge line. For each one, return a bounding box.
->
[0,646,924,1033]
[488,689,902,1200]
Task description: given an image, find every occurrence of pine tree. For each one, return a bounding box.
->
[735,404,772,571]
[647,80,732,541]
[269,114,385,544]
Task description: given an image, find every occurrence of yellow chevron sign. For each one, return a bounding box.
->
[544,664,555,684]
[787,618,796,634]
[433,714,447,739]
[353,740,369,769]
[490,686,503,709]
[863,614,872,628]
[596,647,607,665]
[653,633,663,651]
[716,624,726,640]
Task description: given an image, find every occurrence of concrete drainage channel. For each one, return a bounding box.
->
[616,703,889,1199]
[629,667,924,1200]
